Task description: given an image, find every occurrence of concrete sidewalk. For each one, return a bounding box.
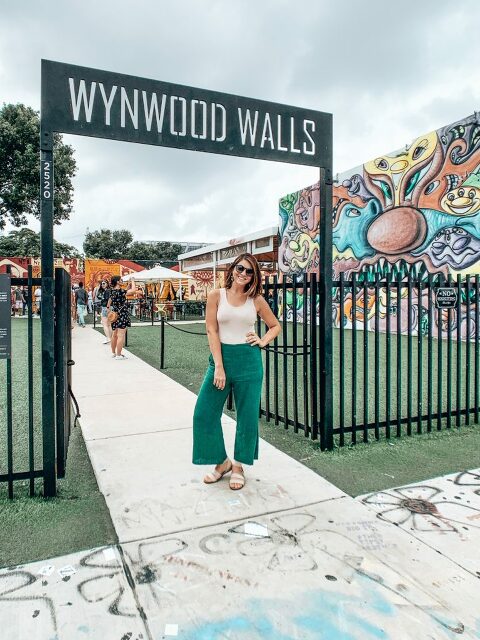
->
[1,326,480,639]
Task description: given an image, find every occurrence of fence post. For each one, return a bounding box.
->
[160,316,165,369]
[40,123,57,498]
[318,165,334,451]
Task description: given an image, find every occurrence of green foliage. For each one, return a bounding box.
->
[0,227,81,258]
[127,240,183,262]
[83,228,182,263]
[83,228,133,259]
[0,103,77,229]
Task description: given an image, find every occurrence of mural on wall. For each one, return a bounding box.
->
[84,259,121,292]
[333,113,480,281]
[189,270,225,301]
[0,257,85,283]
[278,112,480,336]
[0,257,31,276]
[278,183,320,275]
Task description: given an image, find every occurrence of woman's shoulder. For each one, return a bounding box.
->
[207,288,222,300]
[253,293,266,305]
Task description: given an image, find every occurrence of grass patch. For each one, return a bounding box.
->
[0,320,117,569]
[120,323,480,496]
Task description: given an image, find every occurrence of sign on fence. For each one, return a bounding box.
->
[0,273,12,359]
[435,286,458,309]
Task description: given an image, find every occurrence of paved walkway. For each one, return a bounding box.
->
[1,326,480,639]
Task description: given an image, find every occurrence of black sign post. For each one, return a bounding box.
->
[435,286,458,309]
[0,273,12,359]
[40,60,334,494]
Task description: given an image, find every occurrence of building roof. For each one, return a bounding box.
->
[178,226,277,260]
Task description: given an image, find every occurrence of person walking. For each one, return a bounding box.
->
[71,285,77,325]
[192,253,280,490]
[13,286,24,316]
[22,286,28,316]
[98,279,112,344]
[34,286,42,317]
[108,275,136,359]
[87,288,94,314]
[75,282,88,327]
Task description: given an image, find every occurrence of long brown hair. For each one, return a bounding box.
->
[225,253,263,298]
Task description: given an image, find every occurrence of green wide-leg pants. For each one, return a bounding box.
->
[192,343,263,466]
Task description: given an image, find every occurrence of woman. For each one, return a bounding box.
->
[97,279,112,344]
[108,275,136,359]
[192,253,280,490]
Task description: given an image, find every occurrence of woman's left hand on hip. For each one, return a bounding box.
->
[246,331,263,347]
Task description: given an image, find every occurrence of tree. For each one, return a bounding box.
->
[126,241,183,262]
[0,227,81,258]
[0,103,77,230]
[83,228,184,263]
[83,229,133,259]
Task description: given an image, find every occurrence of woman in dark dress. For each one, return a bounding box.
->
[108,275,136,359]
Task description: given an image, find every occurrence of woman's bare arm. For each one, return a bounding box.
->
[248,296,280,347]
[205,289,226,389]
[126,277,136,295]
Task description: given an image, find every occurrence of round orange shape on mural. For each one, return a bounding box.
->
[367,207,427,255]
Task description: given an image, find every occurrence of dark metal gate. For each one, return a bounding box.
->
[54,267,73,478]
[0,266,73,497]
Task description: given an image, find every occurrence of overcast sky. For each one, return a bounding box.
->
[1,0,480,251]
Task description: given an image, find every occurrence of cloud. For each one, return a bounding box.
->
[1,0,480,252]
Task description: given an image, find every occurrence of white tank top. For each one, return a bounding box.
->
[217,288,257,344]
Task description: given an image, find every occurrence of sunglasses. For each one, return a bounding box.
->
[235,264,254,276]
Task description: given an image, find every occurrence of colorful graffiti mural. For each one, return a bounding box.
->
[333,113,480,280]
[0,256,85,283]
[278,183,320,275]
[278,112,480,335]
[189,270,226,301]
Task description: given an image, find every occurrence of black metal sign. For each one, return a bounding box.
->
[435,286,458,309]
[0,274,12,359]
[41,60,332,167]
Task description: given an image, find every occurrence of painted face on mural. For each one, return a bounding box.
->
[364,131,439,209]
[341,174,375,202]
[353,132,442,256]
[294,187,319,239]
[424,226,480,269]
[440,185,480,216]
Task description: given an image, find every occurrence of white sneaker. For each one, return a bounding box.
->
[115,354,127,360]
[103,340,110,344]
[111,353,116,358]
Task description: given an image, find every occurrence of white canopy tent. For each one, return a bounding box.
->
[121,265,192,301]
[121,265,192,283]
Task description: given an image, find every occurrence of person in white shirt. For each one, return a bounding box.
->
[34,286,42,317]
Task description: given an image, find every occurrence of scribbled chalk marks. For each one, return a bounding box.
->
[454,469,480,496]
[0,570,58,635]
[0,548,147,640]
[362,479,480,534]
[77,547,137,618]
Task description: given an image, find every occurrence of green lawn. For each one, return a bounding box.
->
[120,323,480,496]
[0,320,117,569]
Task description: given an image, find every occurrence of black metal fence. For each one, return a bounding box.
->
[0,266,73,497]
[92,298,206,327]
[151,272,478,450]
[260,272,479,449]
